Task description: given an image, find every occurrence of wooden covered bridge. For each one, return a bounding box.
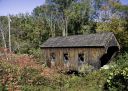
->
[40,32,120,70]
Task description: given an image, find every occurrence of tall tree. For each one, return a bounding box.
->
[96,1,128,48]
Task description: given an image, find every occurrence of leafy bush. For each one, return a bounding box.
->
[104,67,128,91]
[28,48,42,59]
[20,67,39,85]
[0,61,19,76]
[0,61,21,90]
[103,52,128,91]
[32,75,50,85]
[78,64,94,76]
[0,82,8,91]
[115,52,128,68]
[53,69,110,91]
[3,52,128,91]
[21,85,59,91]
[19,67,52,88]
[0,60,113,91]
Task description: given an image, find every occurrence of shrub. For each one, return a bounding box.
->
[32,75,50,85]
[0,82,8,91]
[115,52,128,68]
[19,67,51,86]
[0,61,21,90]
[78,64,94,76]
[20,67,40,85]
[21,85,58,91]
[104,67,128,91]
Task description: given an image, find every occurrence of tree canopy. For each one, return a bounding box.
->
[0,0,128,55]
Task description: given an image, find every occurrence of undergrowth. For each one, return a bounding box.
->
[0,52,128,91]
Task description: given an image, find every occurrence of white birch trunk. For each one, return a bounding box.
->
[8,15,11,52]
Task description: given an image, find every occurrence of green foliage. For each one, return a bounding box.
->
[20,69,109,91]
[0,61,52,90]
[96,18,126,33]
[103,52,128,91]
[19,67,50,86]
[0,0,128,91]
[105,67,128,91]
[21,85,56,91]
[0,61,20,90]
[115,52,128,68]
[2,56,126,91]
[96,17,128,47]
[0,0,127,58]
[55,69,109,91]
[0,14,49,57]
[0,61,20,79]
[20,67,40,85]
[78,64,94,75]
[28,48,42,58]
[0,82,8,91]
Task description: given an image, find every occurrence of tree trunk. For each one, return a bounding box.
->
[8,15,11,52]
[62,17,66,37]
[0,25,8,60]
[0,27,6,48]
[65,17,68,36]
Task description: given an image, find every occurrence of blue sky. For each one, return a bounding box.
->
[0,0,45,16]
[0,0,127,16]
[121,0,128,5]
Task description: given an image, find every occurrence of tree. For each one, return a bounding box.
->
[33,0,95,36]
[96,2,128,48]
[0,16,8,48]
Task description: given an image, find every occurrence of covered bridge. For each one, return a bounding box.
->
[40,32,120,70]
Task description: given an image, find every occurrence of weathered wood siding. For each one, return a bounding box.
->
[42,47,105,70]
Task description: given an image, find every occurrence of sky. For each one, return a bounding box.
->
[121,0,128,5]
[0,0,45,16]
[0,0,127,16]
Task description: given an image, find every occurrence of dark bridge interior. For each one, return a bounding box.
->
[100,46,119,67]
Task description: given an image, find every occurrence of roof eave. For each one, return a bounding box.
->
[40,46,105,48]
